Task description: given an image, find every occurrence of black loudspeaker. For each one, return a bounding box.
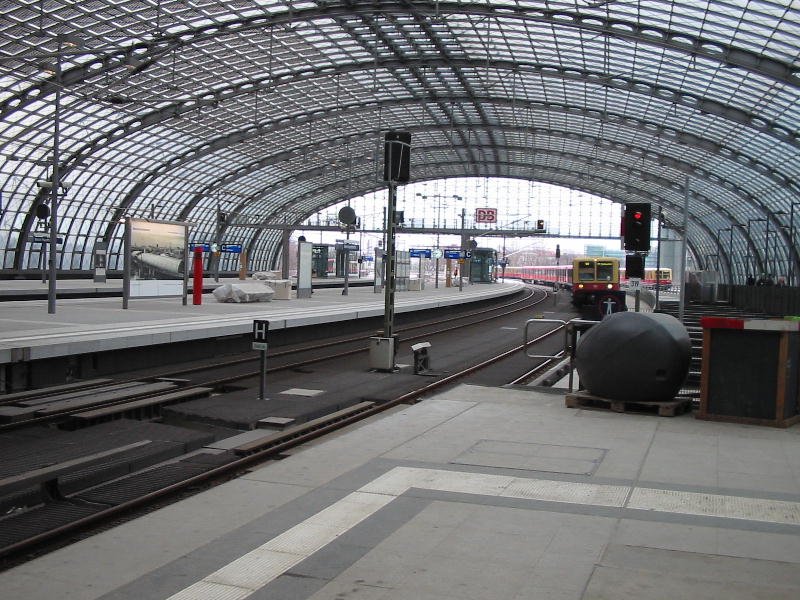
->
[383,131,411,183]
[623,203,651,251]
[35,203,50,219]
[625,254,645,279]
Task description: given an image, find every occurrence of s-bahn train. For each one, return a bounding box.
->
[619,267,673,288]
[503,262,672,290]
[503,257,626,311]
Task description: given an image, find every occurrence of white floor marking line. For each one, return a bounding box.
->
[166,491,395,600]
[628,487,800,525]
[165,466,800,599]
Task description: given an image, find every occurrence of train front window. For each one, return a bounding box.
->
[596,261,614,281]
[577,261,595,281]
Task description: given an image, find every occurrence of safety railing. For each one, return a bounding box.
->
[524,317,598,391]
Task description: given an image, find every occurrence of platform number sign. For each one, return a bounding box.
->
[252,319,269,351]
[475,208,497,223]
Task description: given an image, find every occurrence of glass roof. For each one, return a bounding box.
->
[0,0,798,280]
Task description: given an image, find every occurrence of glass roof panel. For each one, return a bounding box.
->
[0,0,797,275]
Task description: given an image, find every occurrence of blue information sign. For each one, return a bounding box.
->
[409,248,432,258]
[189,243,211,252]
[31,235,63,244]
[443,249,463,259]
[221,244,242,253]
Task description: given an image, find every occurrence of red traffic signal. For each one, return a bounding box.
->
[623,203,651,251]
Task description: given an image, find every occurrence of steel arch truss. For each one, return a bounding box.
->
[0,0,797,276]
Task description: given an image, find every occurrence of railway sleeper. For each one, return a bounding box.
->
[67,387,214,429]
[233,401,376,456]
[0,451,240,559]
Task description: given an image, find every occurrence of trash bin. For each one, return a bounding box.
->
[268,279,292,300]
[698,317,800,427]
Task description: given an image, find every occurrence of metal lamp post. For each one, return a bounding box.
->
[47,38,64,314]
[416,192,449,288]
[453,195,464,292]
[768,211,787,281]
[39,34,81,314]
[733,223,747,283]
[747,218,767,279]
[716,227,731,282]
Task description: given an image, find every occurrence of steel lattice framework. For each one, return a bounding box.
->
[0,0,798,282]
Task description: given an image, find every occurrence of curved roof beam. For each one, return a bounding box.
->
[401,6,499,173]
[0,38,183,120]
[334,10,486,171]
[72,83,787,243]
[174,90,793,225]
[48,54,800,185]
[253,149,727,228]
[6,0,794,120]
[245,148,791,275]
[84,113,776,267]
[245,165,647,262]
[489,2,800,87]
[36,57,797,229]
[257,97,800,195]
[234,149,711,235]
[112,113,770,232]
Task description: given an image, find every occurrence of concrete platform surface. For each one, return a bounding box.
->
[2,383,800,599]
[0,275,369,297]
[0,280,523,364]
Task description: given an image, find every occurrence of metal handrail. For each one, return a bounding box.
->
[524,318,568,359]
[524,317,598,391]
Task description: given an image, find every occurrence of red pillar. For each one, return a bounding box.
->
[193,247,204,305]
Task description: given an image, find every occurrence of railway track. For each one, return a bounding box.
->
[0,285,577,564]
[0,287,548,430]
[5,294,764,564]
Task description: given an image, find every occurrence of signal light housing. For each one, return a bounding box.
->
[625,254,645,279]
[623,203,651,251]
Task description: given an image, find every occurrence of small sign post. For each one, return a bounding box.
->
[253,320,269,401]
[629,277,641,312]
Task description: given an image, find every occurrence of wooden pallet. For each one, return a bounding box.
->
[565,392,692,417]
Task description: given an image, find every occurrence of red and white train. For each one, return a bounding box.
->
[502,264,672,289]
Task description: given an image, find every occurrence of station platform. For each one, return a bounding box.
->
[0,280,524,365]
[0,275,371,299]
[2,382,799,599]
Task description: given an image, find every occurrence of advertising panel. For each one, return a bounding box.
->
[124,218,188,304]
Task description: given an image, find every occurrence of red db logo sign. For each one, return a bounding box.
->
[475,208,497,223]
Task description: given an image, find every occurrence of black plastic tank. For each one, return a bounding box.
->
[574,311,690,402]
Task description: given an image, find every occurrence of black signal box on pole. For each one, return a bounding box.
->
[625,254,645,279]
[383,131,411,183]
[623,203,651,251]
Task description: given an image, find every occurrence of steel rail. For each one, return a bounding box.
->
[0,288,546,430]
[0,300,566,563]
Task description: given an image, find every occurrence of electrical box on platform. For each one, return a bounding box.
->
[369,336,396,371]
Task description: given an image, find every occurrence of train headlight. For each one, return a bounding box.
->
[578,284,584,289]
[607,283,613,289]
